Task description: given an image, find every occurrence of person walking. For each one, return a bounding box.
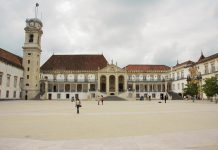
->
[101,95,104,105]
[164,94,167,103]
[71,96,74,102]
[75,98,81,114]
[97,95,100,105]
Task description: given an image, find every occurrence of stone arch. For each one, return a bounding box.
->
[118,75,124,92]
[100,75,106,92]
[109,75,115,92]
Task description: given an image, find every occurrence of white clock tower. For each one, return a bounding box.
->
[22,17,43,100]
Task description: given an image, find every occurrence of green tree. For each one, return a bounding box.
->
[183,82,199,101]
[202,76,218,103]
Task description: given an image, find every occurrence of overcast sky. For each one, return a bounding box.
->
[0,0,218,67]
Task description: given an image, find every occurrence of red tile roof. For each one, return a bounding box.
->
[0,48,23,69]
[124,65,170,72]
[40,54,108,71]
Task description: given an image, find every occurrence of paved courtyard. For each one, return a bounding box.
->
[0,100,218,150]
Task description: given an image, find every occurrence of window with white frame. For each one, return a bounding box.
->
[7,74,10,87]
[6,90,9,98]
[181,70,184,78]
[177,72,180,80]
[14,76,17,88]
[19,78,23,88]
[13,91,16,98]
[204,64,209,74]
[211,63,215,73]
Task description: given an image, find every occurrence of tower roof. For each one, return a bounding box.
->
[40,54,108,71]
[197,51,205,62]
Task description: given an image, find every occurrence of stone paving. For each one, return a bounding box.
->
[0,100,218,149]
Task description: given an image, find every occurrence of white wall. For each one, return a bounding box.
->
[0,61,23,99]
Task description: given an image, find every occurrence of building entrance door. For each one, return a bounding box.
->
[109,75,115,92]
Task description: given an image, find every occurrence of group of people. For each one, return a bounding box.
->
[97,95,104,105]
[72,94,169,114]
[71,95,105,114]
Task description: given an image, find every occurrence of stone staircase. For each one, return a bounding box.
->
[104,95,127,101]
[168,91,183,100]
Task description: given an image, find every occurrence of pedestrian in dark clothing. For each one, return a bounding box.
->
[164,94,167,103]
[75,98,81,114]
[71,96,74,102]
[101,95,104,105]
[149,96,151,101]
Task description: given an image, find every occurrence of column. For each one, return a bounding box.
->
[165,82,167,92]
[133,83,136,92]
[124,75,127,92]
[98,74,100,92]
[88,83,90,92]
[45,81,48,99]
[106,75,109,95]
[115,76,118,95]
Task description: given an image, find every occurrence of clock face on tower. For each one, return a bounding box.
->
[29,21,35,27]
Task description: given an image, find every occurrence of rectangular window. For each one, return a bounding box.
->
[90,84,96,91]
[181,70,184,79]
[27,67,30,71]
[66,94,70,99]
[65,84,70,92]
[13,91,16,98]
[177,72,180,80]
[136,84,139,92]
[28,60,30,64]
[27,75,29,79]
[211,63,215,73]
[26,84,29,86]
[14,76,17,88]
[77,84,82,92]
[7,74,10,87]
[6,90,9,98]
[205,64,208,74]
[0,73,3,85]
[57,93,61,99]
[28,53,31,55]
[19,78,23,88]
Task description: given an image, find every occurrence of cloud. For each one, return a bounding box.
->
[0,0,218,67]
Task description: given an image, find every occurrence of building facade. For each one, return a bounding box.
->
[0,48,23,99]
[0,17,218,100]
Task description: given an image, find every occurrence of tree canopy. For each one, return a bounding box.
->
[202,76,218,97]
[183,82,199,97]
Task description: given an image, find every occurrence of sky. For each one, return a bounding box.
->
[0,0,218,67]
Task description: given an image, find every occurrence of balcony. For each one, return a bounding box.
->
[48,78,97,83]
[128,79,165,82]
